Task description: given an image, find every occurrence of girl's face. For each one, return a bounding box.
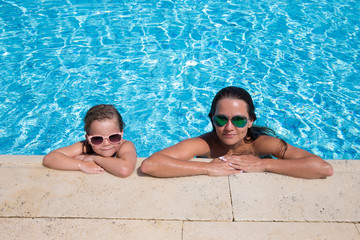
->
[213,98,253,147]
[86,118,123,157]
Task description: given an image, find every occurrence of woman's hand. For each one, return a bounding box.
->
[219,154,268,173]
[206,158,243,176]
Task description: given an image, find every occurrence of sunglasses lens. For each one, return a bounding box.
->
[109,134,122,143]
[213,115,248,128]
[231,116,248,128]
[90,136,103,145]
[213,115,228,127]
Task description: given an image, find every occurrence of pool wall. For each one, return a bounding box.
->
[0,155,359,239]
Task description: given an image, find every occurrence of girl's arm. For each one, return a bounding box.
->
[222,135,333,179]
[42,142,104,174]
[140,136,242,178]
[90,140,137,178]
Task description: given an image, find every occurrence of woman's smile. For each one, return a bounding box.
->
[223,133,236,138]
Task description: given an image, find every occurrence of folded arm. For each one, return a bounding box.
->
[90,141,137,177]
[222,135,333,179]
[140,137,241,177]
[42,142,104,174]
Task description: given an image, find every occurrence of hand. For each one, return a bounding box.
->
[206,158,243,176]
[75,154,98,162]
[78,161,105,174]
[219,154,267,173]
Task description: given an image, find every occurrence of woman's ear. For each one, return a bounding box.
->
[248,119,254,128]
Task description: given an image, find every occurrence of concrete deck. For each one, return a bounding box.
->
[0,155,359,239]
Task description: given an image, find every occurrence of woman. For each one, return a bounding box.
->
[140,86,333,179]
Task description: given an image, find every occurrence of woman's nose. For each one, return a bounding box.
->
[224,120,235,130]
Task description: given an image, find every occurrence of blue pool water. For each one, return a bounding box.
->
[0,0,359,159]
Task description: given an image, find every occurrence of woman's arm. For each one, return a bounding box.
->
[140,137,242,177]
[222,135,333,179]
[90,141,137,178]
[42,142,104,174]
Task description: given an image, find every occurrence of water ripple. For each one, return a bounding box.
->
[0,0,359,159]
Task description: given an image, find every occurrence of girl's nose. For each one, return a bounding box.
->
[102,138,111,145]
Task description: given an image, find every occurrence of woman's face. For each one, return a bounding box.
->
[86,118,122,157]
[213,98,253,147]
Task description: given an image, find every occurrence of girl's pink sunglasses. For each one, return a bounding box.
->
[87,133,122,145]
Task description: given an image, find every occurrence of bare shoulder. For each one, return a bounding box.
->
[159,135,211,160]
[119,140,136,150]
[51,141,84,157]
[172,135,210,148]
[253,135,315,159]
[117,140,137,156]
[252,135,286,157]
[253,135,277,146]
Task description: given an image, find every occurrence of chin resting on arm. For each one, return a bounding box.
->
[43,141,137,177]
[91,141,137,178]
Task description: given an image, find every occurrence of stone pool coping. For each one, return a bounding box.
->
[0,155,359,239]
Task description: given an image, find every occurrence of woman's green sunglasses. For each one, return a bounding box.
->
[213,115,248,128]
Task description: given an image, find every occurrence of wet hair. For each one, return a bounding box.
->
[82,104,124,154]
[208,86,288,158]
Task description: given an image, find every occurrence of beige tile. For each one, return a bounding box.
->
[183,221,360,240]
[230,171,360,222]
[0,218,181,240]
[356,224,360,233]
[328,160,360,172]
[0,166,232,221]
[0,155,43,167]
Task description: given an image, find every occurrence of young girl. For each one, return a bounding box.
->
[43,104,137,177]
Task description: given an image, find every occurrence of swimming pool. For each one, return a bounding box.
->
[0,0,359,159]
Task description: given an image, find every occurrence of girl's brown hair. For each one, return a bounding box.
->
[82,104,124,154]
[84,104,124,134]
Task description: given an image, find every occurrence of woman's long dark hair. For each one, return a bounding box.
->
[208,86,288,158]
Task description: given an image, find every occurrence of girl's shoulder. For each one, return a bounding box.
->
[117,139,137,153]
[51,141,86,157]
[119,139,135,147]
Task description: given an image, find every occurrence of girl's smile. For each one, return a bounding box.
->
[87,118,123,157]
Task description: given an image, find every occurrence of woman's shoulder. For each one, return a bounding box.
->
[178,134,211,147]
[254,134,276,141]
[157,134,212,159]
[253,135,280,148]
[252,135,288,158]
[199,132,218,142]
